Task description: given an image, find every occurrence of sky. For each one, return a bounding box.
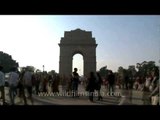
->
[0,15,160,75]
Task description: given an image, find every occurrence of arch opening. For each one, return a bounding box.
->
[72,53,84,76]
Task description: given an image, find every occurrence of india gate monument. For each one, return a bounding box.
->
[59,28,97,77]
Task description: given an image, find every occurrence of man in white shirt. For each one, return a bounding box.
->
[23,68,34,105]
[0,65,6,105]
[8,67,19,105]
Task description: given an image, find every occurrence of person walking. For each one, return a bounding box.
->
[18,68,27,105]
[22,68,34,105]
[8,67,19,105]
[86,72,96,102]
[107,70,115,96]
[71,68,80,98]
[96,72,103,101]
[0,65,7,105]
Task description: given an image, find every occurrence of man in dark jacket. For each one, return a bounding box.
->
[87,72,96,102]
[107,70,115,96]
[96,72,103,100]
[72,68,79,97]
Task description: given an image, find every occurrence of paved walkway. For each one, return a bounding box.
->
[119,89,144,105]
[0,85,146,105]
[34,85,122,105]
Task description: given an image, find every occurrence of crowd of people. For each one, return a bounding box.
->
[0,65,60,105]
[0,65,159,105]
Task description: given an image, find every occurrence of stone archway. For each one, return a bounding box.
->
[58,28,97,77]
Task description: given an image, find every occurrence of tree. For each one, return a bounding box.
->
[49,70,56,74]
[98,65,109,78]
[118,66,125,78]
[19,66,36,72]
[117,66,129,84]
[128,65,137,77]
[26,66,36,72]
[0,51,19,73]
[48,70,58,78]
[136,61,158,77]
[35,69,41,73]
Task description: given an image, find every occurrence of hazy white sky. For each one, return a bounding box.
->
[0,15,160,75]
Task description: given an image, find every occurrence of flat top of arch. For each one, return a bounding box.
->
[59,28,97,45]
[64,28,92,37]
[70,28,88,32]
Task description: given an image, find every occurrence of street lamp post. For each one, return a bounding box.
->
[43,65,44,72]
